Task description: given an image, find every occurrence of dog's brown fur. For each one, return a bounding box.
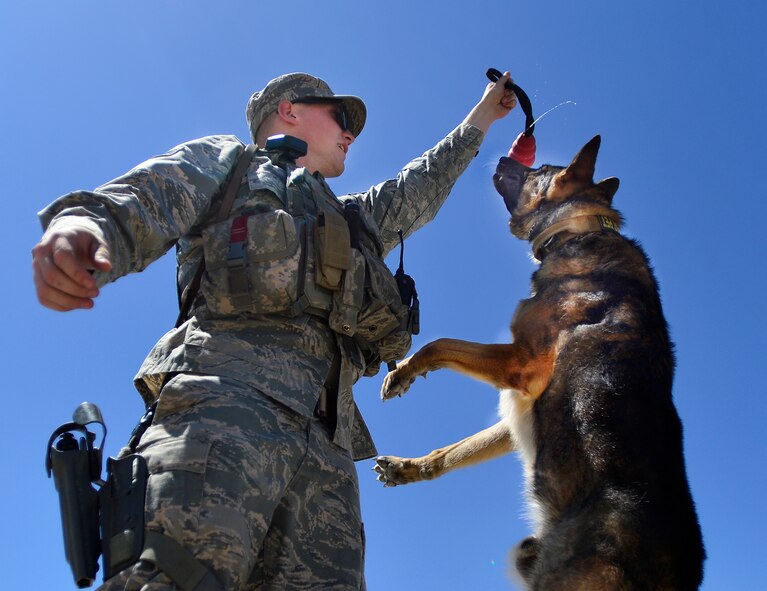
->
[376,137,704,590]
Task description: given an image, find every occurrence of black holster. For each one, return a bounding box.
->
[46,403,148,587]
[47,427,102,588]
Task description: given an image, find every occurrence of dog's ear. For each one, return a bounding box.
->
[597,176,620,202]
[562,135,601,183]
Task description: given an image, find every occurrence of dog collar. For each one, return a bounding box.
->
[531,214,620,261]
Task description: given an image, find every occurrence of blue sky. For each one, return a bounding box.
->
[3,1,765,589]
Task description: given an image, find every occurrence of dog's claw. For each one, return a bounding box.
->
[374,465,398,487]
[374,456,394,487]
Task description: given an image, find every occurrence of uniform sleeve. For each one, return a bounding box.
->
[349,123,484,257]
[38,135,244,286]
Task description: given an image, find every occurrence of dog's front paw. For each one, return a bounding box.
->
[380,367,416,400]
[381,357,425,400]
[373,455,428,487]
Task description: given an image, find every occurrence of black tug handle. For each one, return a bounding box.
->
[486,68,535,136]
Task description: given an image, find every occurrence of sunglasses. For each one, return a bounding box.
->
[292,97,350,133]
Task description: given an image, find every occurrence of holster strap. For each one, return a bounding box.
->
[140,530,223,591]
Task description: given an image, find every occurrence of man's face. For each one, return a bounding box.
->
[291,101,355,178]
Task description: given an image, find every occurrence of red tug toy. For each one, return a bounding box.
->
[508,133,537,168]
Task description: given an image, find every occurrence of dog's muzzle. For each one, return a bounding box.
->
[493,156,531,214]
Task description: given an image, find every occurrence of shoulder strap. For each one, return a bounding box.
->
[212,143,259,225]
[174,143,257,328]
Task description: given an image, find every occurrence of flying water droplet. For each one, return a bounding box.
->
[525,101,577,134]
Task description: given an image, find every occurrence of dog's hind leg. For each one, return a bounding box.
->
[374,420,516,486]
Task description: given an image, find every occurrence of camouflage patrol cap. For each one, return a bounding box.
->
[246,72,366,142]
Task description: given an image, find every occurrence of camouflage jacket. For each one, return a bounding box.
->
[39,124,484,459]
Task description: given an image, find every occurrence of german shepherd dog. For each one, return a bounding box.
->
[375,136,705,590]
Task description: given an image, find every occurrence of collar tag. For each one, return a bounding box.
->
[598,215,619,231]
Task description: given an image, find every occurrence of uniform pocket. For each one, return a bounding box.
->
[139,426,212,534]
[200,209,301,316]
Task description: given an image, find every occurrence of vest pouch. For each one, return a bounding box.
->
[200,209,301,316]
[376,329,412,367]
[356,290,412,366]
[329,249,365,336]
[314,210,351,290]
[358,250,408,339]
[355,300,402,342]
[355,248,412,363]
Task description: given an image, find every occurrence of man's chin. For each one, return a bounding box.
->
[324,163,345,179]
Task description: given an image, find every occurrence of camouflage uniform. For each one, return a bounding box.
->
[39,74,483,590]
[102,373,365,590]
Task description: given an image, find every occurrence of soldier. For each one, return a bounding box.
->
[33,71,517,590]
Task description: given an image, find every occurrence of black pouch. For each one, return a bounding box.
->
[100,454,148,580]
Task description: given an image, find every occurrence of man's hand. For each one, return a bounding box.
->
[463,70,518,133]
[32,225,112,311]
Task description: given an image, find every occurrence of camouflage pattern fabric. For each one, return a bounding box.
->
[38,123,484,460]
[97,373,365,591]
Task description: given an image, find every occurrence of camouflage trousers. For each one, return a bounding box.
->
[98,373,365,591]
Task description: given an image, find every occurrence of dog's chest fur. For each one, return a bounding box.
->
[498,388,543,526]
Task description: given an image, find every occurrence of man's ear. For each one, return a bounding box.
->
[275,100,298,124]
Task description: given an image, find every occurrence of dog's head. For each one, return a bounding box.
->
[493,135,620,241]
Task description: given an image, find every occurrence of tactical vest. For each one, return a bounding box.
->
[194,148,413,375]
